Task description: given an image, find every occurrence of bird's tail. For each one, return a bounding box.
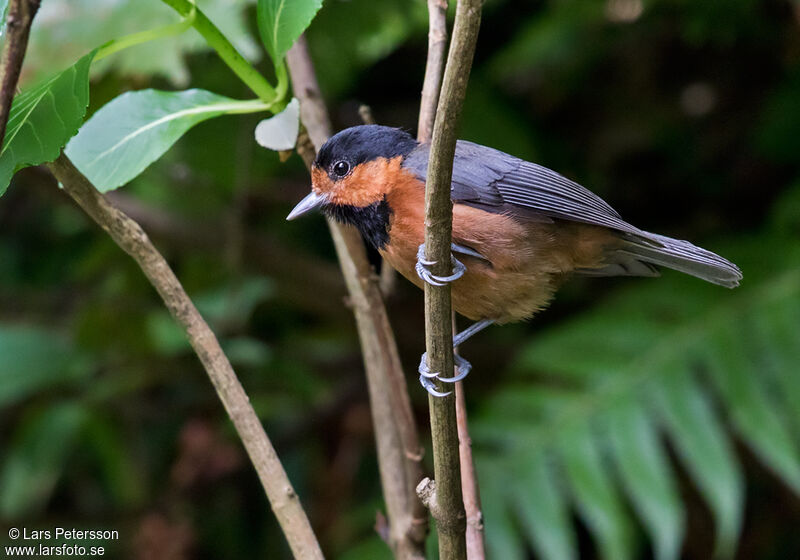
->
[617,231,742,288]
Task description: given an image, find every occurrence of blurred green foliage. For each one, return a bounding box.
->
[1,0,799,558]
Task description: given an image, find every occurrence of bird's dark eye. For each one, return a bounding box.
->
[332,160,350,177]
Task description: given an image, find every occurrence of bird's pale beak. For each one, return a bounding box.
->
[286,191,327,220]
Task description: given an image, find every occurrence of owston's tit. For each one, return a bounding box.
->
[288,125,742,396]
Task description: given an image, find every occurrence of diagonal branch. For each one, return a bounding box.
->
[46,155,324,560]
[2,6,319,553]
[421,0,482,558]
[287,36,428,560]
[0,0,40,151]
[1,6,322,557]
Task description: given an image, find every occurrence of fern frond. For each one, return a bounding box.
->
[473,235,800,559]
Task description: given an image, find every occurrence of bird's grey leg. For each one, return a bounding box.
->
[417,319,495,396]
[453,318,494,347]
[451,243,490,263]
[437,355,472,383]
[415,243,467,287]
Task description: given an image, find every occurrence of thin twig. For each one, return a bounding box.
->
[0,0,40,151]
[418,0,448,144]
[455,381,485,559]
[421,0,482,558]
[356,103,399,299]
[358,104,376,125]
[288,36,428,560]
[45,155,324,560]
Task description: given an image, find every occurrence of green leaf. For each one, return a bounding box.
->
[514,313,661,379]
[559,422,634,560]
[606,400,684,560]
[257,0,323,64]
[0,325,91,408]
[222,337,272,368]
[704,323,800,493]
[193,276,275,326]
[0,402,89,517]
[512,452,577,560]
[481,461,526,560]
[23,0,260,86]
[82,412,145,507]
[476,243,799,560]
[753,298,800,433]
[65,89,268,191]
[0,1,9,37]
[652,366,743,556]
[0,50,95,196]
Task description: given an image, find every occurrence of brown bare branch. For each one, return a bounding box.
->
[3,5,322,557]
[418,0,448,144]
[421,0,483,558]
[288,35,428,560]
[46,155,324,560]
[0,0,40,151]
[456,382,485,559]
[355,103,399,299]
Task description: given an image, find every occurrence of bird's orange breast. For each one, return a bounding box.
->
[381,166,619,323]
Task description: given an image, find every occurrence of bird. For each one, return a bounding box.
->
[287,124,742,396]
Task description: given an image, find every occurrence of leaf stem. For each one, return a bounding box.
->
[159,0,277,104]
[95,2,196,61]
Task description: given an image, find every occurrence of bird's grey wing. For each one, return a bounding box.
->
[404,140,636,230]
[403,141,509,207]
[402,141,741,287]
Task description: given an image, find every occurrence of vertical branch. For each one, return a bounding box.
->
[418,0,449,144]
[421,0,482,558]
[0,0,40,150]
[46,156,324,560]
[419,2,484,555]
[288,36,428,560]
[456,381,485,558]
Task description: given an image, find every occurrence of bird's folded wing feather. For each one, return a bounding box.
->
[404,140,643,234]
[402,140,741,287]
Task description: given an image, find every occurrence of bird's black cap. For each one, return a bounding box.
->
[314,125,418,172]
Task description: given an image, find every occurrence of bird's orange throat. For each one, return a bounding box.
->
[311,156,411,207]
[313,156,425,251]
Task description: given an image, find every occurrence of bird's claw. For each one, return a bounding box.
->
[417,351,473,397]
[419,375,452,397]
[418,353,440,378]
[439,355,472,382]
[415,244,466,287]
